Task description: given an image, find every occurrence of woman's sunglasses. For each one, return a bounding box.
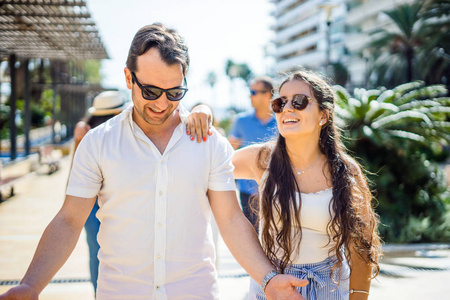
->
[271,94,313,113]
[131,72,188,101]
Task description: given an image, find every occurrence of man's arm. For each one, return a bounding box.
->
[0,195,96,299]
[208,190,307,299]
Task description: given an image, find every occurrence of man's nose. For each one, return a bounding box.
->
[153,93,170,109]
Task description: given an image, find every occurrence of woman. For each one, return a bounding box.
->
[187,70,381,299]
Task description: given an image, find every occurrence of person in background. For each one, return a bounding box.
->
[228,76,278,232]
[72,91,128,295]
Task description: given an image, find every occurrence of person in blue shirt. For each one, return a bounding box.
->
[228,77,278,232]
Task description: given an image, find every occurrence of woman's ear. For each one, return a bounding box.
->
[320,110,329,126]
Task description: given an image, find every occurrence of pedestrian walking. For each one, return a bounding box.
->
[228,77,278,232]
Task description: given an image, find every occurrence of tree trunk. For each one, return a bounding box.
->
[406,47,414,82]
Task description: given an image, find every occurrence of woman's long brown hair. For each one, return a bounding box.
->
[258,70,381,279]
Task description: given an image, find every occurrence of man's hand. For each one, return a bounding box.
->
[264,274,308,300]
[186,104,213,142]
[0,284,38,300]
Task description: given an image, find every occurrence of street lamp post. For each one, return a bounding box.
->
[318,2,339,70]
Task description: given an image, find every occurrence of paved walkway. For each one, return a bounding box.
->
[1,156,449,299]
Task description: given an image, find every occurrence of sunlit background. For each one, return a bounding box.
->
[0,1,450,299]
[87,0,275,112]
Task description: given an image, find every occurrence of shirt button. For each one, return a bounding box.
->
[157,254,161,259]
[159,191,163,196]
[156,285,160,290]
[158,223,162,228]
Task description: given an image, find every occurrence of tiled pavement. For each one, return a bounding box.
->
[1,156,449,299]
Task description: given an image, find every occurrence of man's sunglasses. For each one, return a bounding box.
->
[250,89,269,96]
[271,94,313,113]
[131,72,188,101]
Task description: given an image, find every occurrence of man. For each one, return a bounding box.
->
[228,77,278,231]
[0,24,306,300]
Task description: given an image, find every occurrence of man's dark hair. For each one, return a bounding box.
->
[252,76,274,95]
[126,23,189,75]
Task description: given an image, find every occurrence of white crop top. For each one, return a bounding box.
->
[263,188,336,265]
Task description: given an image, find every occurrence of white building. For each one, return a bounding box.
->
[270,0,414,86]
[344,0,414,87]
[270,0,347,74]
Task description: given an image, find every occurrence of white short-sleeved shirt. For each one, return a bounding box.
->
[67,104,236,300]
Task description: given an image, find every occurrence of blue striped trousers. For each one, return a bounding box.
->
[249,257,349,300]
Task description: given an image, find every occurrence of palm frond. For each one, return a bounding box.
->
[421,107,450,121]
[377,89,397,103]
[335,106,354,121]
[333,85,351,107]
[384,2,424,40]
[372,111,433,129]
[386,129,426,143]
[395,84,447,105]
[365,101,399,123]
[393,81,424,94]
[398,100,443,111]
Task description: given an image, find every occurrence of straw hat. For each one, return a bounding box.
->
[88,91,127,116]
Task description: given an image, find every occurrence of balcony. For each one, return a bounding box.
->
[275,0,321,30]
[275,14,322,44]
[273,0,304,17]
[275,50,326,71]
[345,32,371,52]
[346,0,414,26]
[275,31,324,58]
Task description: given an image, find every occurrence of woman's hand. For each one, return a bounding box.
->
[186,104,213,142]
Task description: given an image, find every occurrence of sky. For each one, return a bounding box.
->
[87,0,275,112]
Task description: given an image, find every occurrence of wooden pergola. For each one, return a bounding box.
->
[0,0,108,160]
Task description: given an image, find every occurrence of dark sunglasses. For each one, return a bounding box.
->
[271,94,313,113]
[250,89,269,96]
[131,72,188,101]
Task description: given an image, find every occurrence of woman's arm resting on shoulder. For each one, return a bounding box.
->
[208,190,307,300]
[186,104,213,143]
[0,195,96,299]
[232,144,265,182]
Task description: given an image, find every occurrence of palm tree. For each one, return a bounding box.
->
[334,82,450,242]
[368,2,426,87]
[417,0,450,85]
[334,81,450,150]
[225,59,252,109]
[367,0,450,88]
